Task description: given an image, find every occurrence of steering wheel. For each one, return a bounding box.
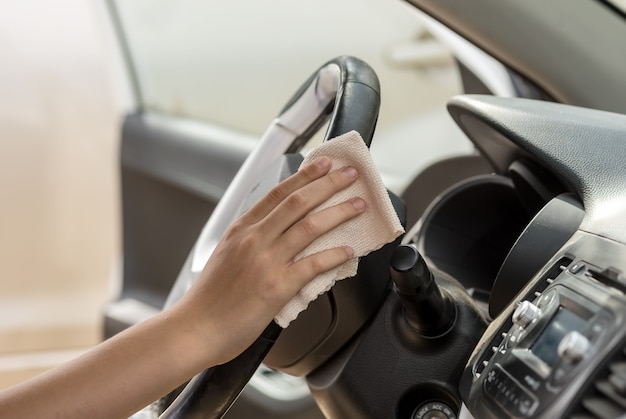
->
[155,56,381,418]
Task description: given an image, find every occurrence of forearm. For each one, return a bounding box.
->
[0,306,213,419]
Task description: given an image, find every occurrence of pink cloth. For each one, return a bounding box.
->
[275,131,404,327]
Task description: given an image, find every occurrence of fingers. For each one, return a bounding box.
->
[241,157,332,224]
[279,197,365,259]
[284,246,355,292]
[226,155,364,297]
[259,165,360,238]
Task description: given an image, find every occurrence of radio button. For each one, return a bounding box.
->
[512,301,542,329]
[558,331,591,364]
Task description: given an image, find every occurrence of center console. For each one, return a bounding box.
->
[462,231,626,418]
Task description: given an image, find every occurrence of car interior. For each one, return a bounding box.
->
[103,0,626,418]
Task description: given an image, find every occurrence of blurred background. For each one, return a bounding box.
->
[0,1,121,387]
[0,0,466,392]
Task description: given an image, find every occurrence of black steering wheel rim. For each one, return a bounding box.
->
[156,56,381,419]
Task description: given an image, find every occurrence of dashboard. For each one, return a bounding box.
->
[449,95,626,418]
[298,94,626,418]
[463,230,626,418]
[152,89,626,417]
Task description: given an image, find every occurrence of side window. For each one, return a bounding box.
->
[113,1,458,126]
[111,0,470,192]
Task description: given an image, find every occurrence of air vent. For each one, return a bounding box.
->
[571,347,626,418]
[474,318,513,378]
[528,256,573,300]
[474,257,573,377]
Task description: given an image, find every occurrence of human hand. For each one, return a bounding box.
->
[173,156,365,366]
[0,156,365,419]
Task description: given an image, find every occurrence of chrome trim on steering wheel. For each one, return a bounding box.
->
[188,63,341,274]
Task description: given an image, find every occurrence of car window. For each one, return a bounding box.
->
[111,0,461,134]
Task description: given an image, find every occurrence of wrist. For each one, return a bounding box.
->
[157,301,222,373]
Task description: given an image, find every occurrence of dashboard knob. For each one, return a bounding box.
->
[558,331,590,364]
[512,301,542,329]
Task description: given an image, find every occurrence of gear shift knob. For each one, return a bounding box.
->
[390,244,455,336]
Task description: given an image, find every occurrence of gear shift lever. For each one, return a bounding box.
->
[390,244,455,337]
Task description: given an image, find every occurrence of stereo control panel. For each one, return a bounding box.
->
[462,232,626,418]
[482,285,609,417]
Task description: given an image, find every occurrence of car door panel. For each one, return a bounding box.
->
[105,112,255,338]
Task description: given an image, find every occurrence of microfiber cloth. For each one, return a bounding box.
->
[275,130,405,327]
